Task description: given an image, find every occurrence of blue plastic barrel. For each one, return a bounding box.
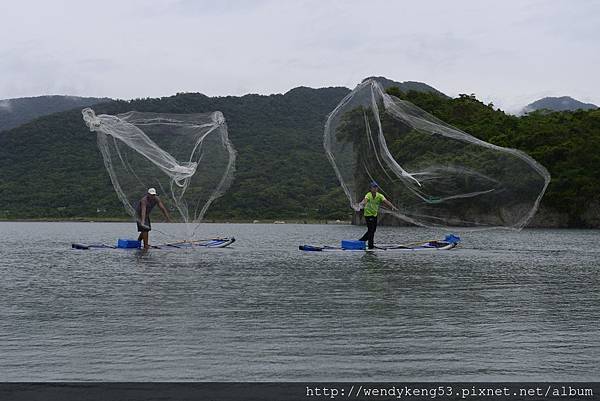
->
[341,240,366,250]
[117,239,141,249]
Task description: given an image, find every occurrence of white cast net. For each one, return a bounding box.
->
[82,108,236,239]
[324,79,550,230]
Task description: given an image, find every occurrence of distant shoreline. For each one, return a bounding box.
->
[0,218,597,229]
[0,218,352,225]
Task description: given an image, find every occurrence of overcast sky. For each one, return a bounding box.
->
[1,0,598,112]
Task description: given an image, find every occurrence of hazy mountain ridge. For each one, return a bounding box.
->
[0,95,110,132]
[0,78,445,135]
[362,76,448,97]
[522,96,598,114]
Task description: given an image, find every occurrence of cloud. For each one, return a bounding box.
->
[171,0,271,16]
[0,0,598,109]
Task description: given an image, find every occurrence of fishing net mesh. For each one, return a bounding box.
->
[324,79,550,230]
[82,108,236,240]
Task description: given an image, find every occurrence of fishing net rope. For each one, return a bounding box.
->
[324,79,550,230]
[82,108,236,239]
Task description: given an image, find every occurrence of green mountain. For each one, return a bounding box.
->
[522,96,598,114]
[0,95,110,132]
[0,86,351,221]
[363,76,448,97]
[1,82,599,227]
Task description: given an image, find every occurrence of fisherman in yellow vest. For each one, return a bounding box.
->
[358,181,397,249]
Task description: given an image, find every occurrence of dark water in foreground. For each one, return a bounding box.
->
[0,222,599,381]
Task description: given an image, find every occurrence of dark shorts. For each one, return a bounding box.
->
[137,217,151,232]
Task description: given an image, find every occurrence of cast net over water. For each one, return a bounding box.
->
[83,108,236,240]
[324,79,550,230]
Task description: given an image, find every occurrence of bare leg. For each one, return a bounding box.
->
[141,232,149,249]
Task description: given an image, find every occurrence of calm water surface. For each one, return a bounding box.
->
[0,222,599,380]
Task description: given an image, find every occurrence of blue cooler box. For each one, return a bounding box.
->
[341,240,366,250]
[117,239,141,249]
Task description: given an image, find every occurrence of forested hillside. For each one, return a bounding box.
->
[387,89,600,227]
[0,87,351,221]
[1,81,598,227]
[0,95,110,132]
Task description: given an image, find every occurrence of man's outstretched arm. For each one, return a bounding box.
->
[158,199,172,222]
[383,199,397,210]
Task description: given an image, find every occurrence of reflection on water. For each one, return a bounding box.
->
[0,222,599,380]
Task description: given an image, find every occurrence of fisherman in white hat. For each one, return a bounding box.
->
[136,188,171,249]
